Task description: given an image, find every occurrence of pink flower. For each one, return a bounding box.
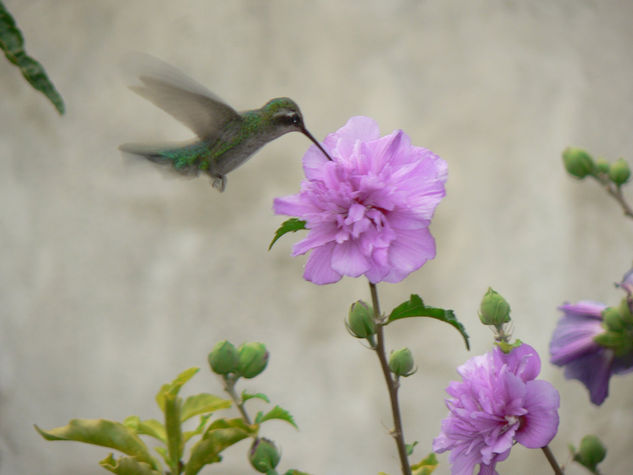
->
[433,344,560,475]
[273,116,447,284]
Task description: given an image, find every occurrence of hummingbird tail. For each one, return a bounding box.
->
[119,141,206,178]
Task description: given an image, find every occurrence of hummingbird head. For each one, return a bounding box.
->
[264,97,306,133]
[263,97,333,161]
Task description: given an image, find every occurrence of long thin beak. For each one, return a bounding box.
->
[301,127,333,161]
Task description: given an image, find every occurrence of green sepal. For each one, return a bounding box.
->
[242,390,270,404]
[255,405,298,429]
[594,331,633,356]
[123,416,166,443]
[0,3,65,114]
[495,339,523,354]
[411,452,439,475]
[156,367,199,412]
[181,393,231,422]
[387,294,470,350]
[184,418,257,475]
[269,218,307,250]
[34,419,160,470]
[283,470,313,475]
[99,453,162,475]
[406,440,418,456]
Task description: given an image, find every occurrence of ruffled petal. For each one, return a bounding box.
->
[330,241,370,277]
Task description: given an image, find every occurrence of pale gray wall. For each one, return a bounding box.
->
[1,1,632,474]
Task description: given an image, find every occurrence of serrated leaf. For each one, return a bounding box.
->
[34,419,160,469]
[156,367,199,412]
[184,418,257,475]
[100,453,162,475]
[181,393,231,422]
[268,218,306,250]
[387,294,470,350]
[411,452,438,475]
[242,390,270,404]
[255,405,297,429]
[0,3,65,114]
[123,416,166,443]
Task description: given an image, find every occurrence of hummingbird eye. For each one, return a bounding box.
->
[278,112,301,127]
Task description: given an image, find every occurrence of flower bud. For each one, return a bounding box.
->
[479,288,511,326]
[389,347,415,377]
[562,147,595,179]
[573,435,606,472]
[237,342,269,379]
[208,340,239,375]
[249,438,281,473]
[595,157,610,174]
[347,300,376,339]
[608,158,630,185]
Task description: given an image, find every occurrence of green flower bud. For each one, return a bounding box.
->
[562,147,595,179]
[208,340,239,375]
[237,342,269,379]
[573,435,606,472]
[595,157,610,174]
[347,300,376,339]
[249,437,281,473]
[479,288,511,326]
[618,296,633,326]
[608,158,631,185]
[602,307,623,331]
[389,347,415,377]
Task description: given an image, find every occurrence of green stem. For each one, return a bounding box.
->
[596,175,633,220]
[223,376,252,426]
[369,282,412,475]
[541,445,564,475]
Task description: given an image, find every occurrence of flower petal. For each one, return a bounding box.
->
[331,241,370,277]
[515,380,560,448]
[303,244,341,284]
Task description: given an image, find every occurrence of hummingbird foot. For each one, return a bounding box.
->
[211,175,226,192]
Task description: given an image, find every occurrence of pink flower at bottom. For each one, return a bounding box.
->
[433,344,560,475]
[273,116,447,285]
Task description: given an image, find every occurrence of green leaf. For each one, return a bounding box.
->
[123,416,166,443]
[268,218,306,250]
[34,419,160,470]
[156,367,199,412]
[406,440,418,456]
[184,418,256,475]
[0,2,65,114]
[411,452,439,475]
[181,393,231,422]
[183,414,213,443]
[164,393,183,472]
[99,454,162,475]
[387,294,470,350]
[255,405,298,429]
[242,390,270,404]
[283,470,313,475]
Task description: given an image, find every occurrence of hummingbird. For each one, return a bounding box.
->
[119,56,332,192]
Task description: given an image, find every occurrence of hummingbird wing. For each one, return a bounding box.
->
[127,54,241,141]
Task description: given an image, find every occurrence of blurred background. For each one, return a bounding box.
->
[1,1,632,473]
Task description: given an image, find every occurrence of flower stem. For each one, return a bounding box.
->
[596,175,633,220]
[223,375,253,426]
[369,282,412,475]
[541,445,564,475]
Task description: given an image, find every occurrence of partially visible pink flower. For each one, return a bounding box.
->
[274,116,447,285]
[433,344,559,475]
[550,301,633,405]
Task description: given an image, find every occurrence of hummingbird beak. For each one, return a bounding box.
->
[301,127,333,161]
